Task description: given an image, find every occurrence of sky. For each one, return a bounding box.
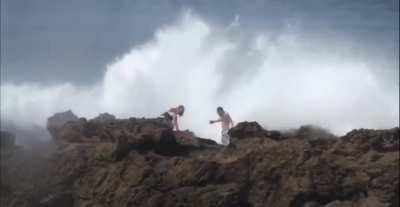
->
[1,0,399,142]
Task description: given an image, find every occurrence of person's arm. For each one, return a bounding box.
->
[209,118,221,124]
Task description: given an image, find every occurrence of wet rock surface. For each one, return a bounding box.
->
[2,113,399,207]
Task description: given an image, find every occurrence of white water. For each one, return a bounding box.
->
[1,11,398,142]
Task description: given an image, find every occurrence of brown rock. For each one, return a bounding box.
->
[2,114,398,207]
[47,110,79,141]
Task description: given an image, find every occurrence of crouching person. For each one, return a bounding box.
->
[162,105,185,131]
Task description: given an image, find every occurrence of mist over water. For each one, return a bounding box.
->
[1,12,398,142]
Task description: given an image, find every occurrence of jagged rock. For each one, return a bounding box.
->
[2,113,398,207]
[229,121,282,142]
[174,130,218,147]
[294,125,336,140]
[47,110,79,140]
[342,127,399,153]
[91,113,116,123]
[229,121,269,139]
[50,117,217,160]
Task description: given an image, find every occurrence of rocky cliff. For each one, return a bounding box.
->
[1,112,399,207]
